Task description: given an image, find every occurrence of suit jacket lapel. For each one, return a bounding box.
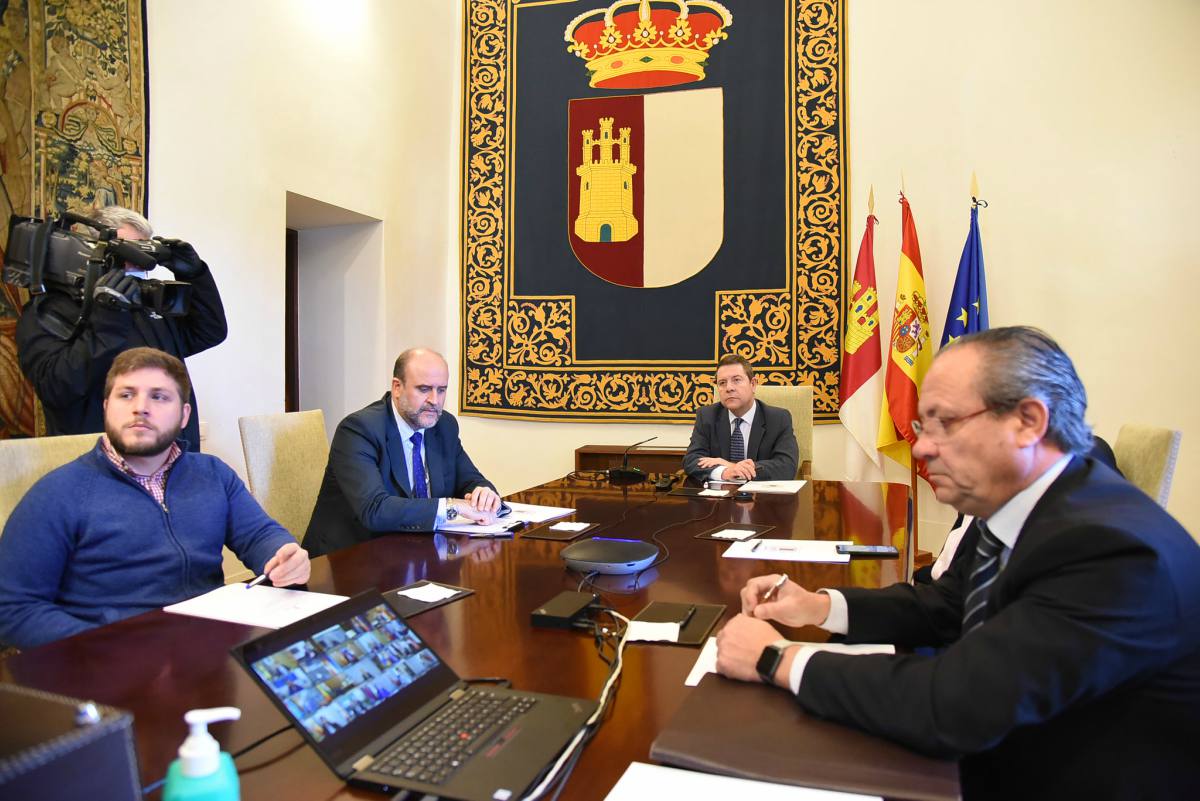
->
[425,424,446,498]
[384,404,413,496]
[715,405,731,460]
[746,400,766,461]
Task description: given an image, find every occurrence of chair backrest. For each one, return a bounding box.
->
[750,384,813,478]
[1113,424,1182,508]
[238,410,329,543]
[0,434,99,531]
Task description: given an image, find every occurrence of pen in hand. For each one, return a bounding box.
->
[245,573,268,590]
[761,574,788,603]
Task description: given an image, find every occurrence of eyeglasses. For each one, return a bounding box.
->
[910,407,996,440]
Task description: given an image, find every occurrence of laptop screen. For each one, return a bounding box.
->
[234,592,462,772]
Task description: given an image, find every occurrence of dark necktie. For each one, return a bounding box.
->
[410,431,429,499]
[730,417,746,463]
[962,521,1005,634]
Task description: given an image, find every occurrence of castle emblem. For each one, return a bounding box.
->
[564,0,733,89]
[574,116,639,243]
[845,279,879,355]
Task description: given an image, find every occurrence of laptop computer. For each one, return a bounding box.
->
[232,589,596,800]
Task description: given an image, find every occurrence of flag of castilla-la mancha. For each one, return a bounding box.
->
[839,212,884,481]
[877,195,932,478]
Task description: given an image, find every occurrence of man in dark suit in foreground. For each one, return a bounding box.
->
[716,327,1200,800]
[304,348,500,556]
[683,354,799,482]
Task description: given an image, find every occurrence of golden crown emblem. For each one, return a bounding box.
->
[564,0,733,90]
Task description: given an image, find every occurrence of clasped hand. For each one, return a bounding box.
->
[697,457,757,480]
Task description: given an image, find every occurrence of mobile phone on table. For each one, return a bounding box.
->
[836,543,900,558]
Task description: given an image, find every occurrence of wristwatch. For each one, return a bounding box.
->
[445,503,459,522]
[756,639,793,685]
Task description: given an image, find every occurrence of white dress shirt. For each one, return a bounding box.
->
[787,454,1074,693]
[390,400,449,525]
[710,402,758,481]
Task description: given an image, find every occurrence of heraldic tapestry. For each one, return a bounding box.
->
[461,0,845,422]
[0,0,148,438]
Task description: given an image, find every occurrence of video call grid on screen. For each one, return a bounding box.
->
[250,603,441,741]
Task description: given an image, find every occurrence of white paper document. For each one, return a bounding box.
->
[605,761,882,800]
[698,488,730,497]
[722,539,851,563]
[549,521,592,532]
[684,637,895,687]
[626,620,681,643]
[164,583,348,629]
[394,582,462,603]
[437,501,576,537]
[739,479,807,494]
[710,527,759,540]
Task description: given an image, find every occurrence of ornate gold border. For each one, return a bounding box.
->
[460,0,846,421]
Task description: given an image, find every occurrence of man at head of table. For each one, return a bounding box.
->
[682,354,799,483]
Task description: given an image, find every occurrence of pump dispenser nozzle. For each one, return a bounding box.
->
[179,707,241,778]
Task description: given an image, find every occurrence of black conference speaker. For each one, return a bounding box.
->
[0,683,140,801]
[561,537,659,575]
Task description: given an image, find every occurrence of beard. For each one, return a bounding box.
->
[106,419,182,458]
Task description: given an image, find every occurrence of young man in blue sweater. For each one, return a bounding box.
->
[0,347,310,649]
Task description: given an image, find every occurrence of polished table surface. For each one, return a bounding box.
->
[0,475,911,800]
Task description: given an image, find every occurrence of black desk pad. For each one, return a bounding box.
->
[631,601,726,646]
[693,522,775,541]
[383,581,474,618]
[520,522,597,541]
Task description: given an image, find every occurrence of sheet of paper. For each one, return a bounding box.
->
[710,527,759,540]
[626,620,681,643]
[739,479,807,494]
[684,637,894,688]
[395,582,461,603]
[437,501,577,536]
[502,502,576,523]
[164,584,348,629]
[698,488,730,497]
[684,637,719,686]
[550,521,592,532]
[723,539,851,563]
[605,761,882,800]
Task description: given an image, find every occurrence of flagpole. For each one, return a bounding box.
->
[910,458,920,554]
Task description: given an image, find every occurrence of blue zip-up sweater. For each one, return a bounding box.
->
[0,440,294,649]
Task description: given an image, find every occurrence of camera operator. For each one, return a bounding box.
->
[14,206,227,451]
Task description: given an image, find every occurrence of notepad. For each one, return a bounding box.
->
[605,762,881,800]
[739,480,807,494]
[722,539,851,563]
[164,584,348,629]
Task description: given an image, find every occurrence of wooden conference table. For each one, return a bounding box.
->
[0,475,912,800]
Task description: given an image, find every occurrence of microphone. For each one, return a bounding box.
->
[608,436,657,485]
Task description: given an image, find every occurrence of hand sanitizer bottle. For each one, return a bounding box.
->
[163,707,242,801]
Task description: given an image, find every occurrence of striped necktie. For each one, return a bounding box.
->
[962,521,1005,634]
[410,431,429,499]
[730,417,746,462]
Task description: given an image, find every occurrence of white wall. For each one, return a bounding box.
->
[297,222,387,438]
[145,0,461,469]
[146,1,1200,544]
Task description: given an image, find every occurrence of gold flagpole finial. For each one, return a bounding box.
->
[868,185,875,217]
[970,171,980,200]
[900,170,906,197]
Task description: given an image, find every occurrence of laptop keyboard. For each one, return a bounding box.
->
[373,689,539,786]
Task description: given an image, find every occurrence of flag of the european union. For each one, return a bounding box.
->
[940,204,989,347]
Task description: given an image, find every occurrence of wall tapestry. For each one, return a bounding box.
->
[460,0,846,422]
[0,0,148,438]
